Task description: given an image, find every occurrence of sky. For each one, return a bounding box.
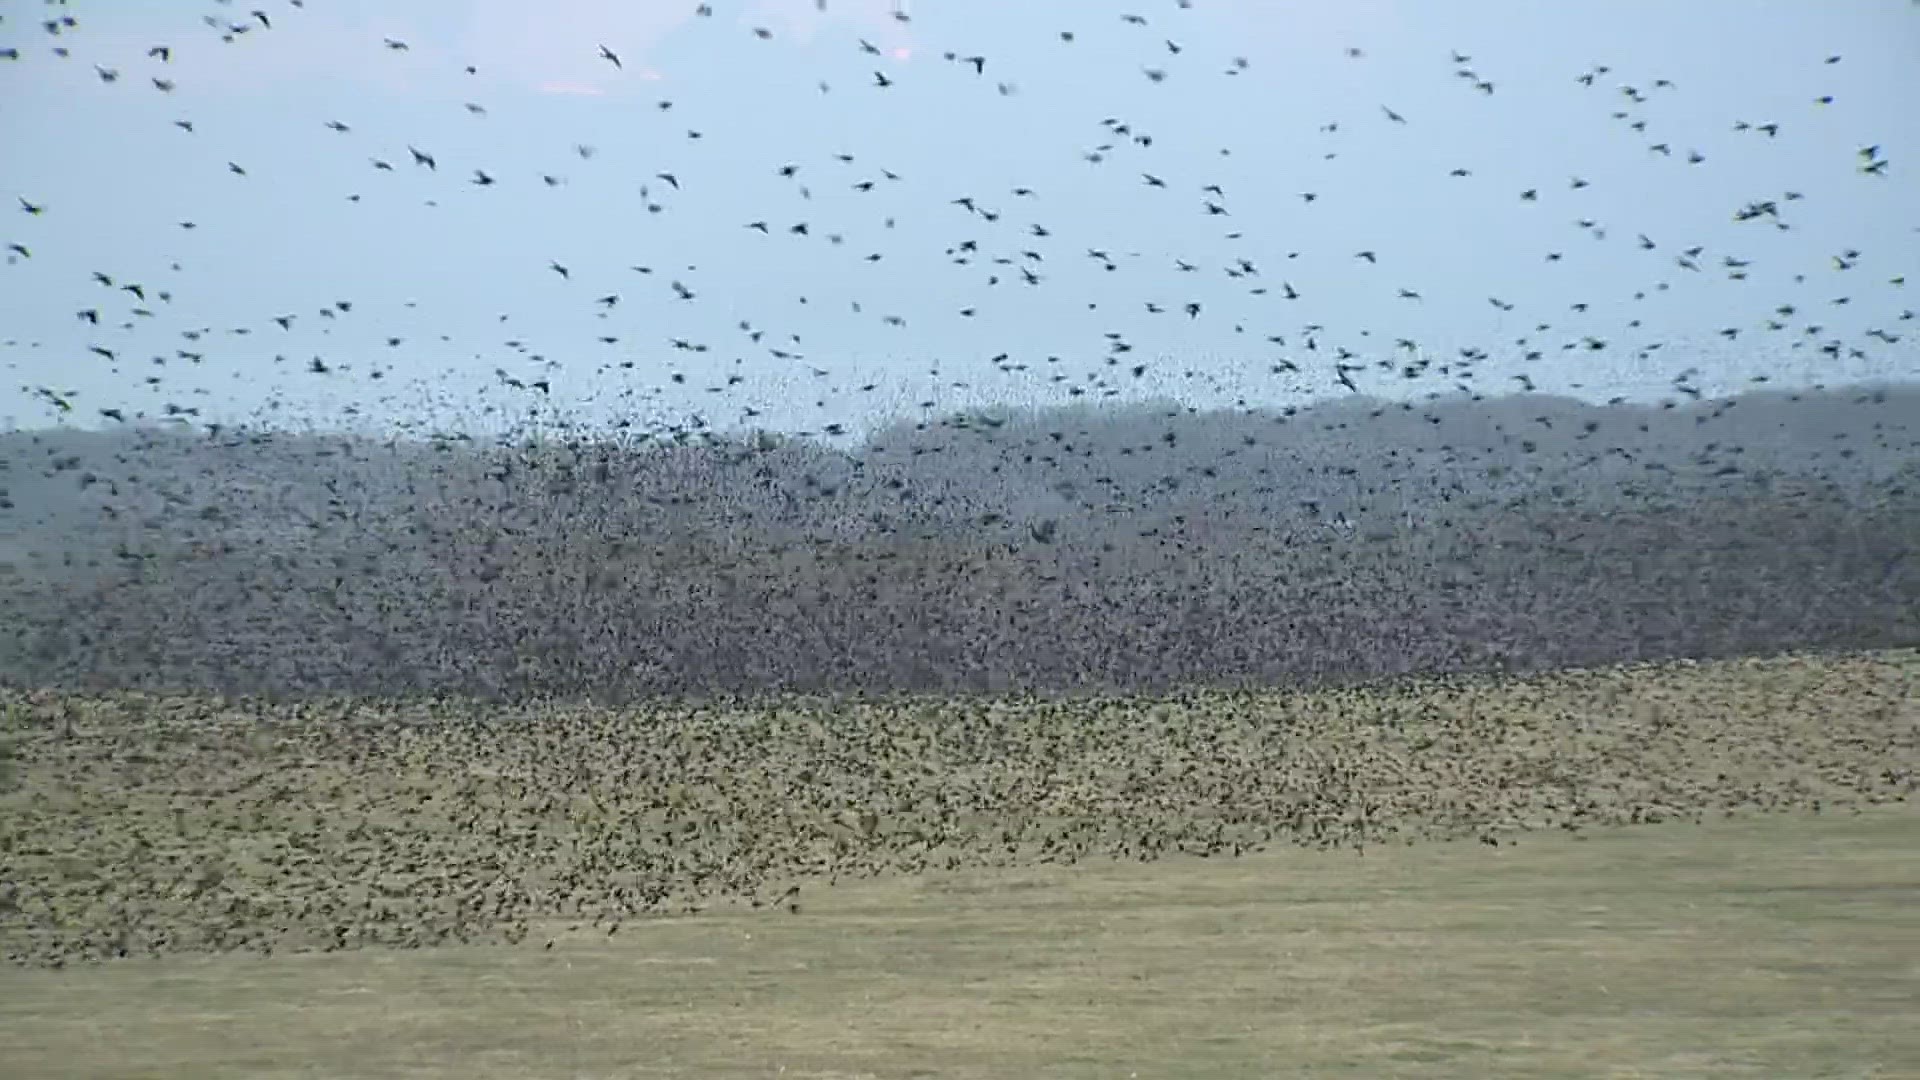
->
[1,0,1917,440]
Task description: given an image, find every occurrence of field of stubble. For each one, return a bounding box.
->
[1,647,1916,1078]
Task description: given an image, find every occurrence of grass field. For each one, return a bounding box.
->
[1,803,1915,1078]
[2,648,1916,1077]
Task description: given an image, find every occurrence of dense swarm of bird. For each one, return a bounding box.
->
[1,387,1917,699]
[1,648,1914,968]
[0,1,1917,971]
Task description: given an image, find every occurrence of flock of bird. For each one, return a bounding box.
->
[0,1,1918,973]
[1,0,1917,703]
[1,0,1913,437]
[2,376,1914,704]
[3,648,1914,967]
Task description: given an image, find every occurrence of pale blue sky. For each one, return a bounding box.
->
[2,0,1916,438]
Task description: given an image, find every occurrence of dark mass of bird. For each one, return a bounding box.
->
[0,0,1916,979]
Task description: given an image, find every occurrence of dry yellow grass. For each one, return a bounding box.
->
[0,802,1915,1078]
[1,647,1916,1076]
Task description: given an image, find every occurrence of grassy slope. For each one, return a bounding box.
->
[0,803,1914,1078]
[1,647,1916,1077]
